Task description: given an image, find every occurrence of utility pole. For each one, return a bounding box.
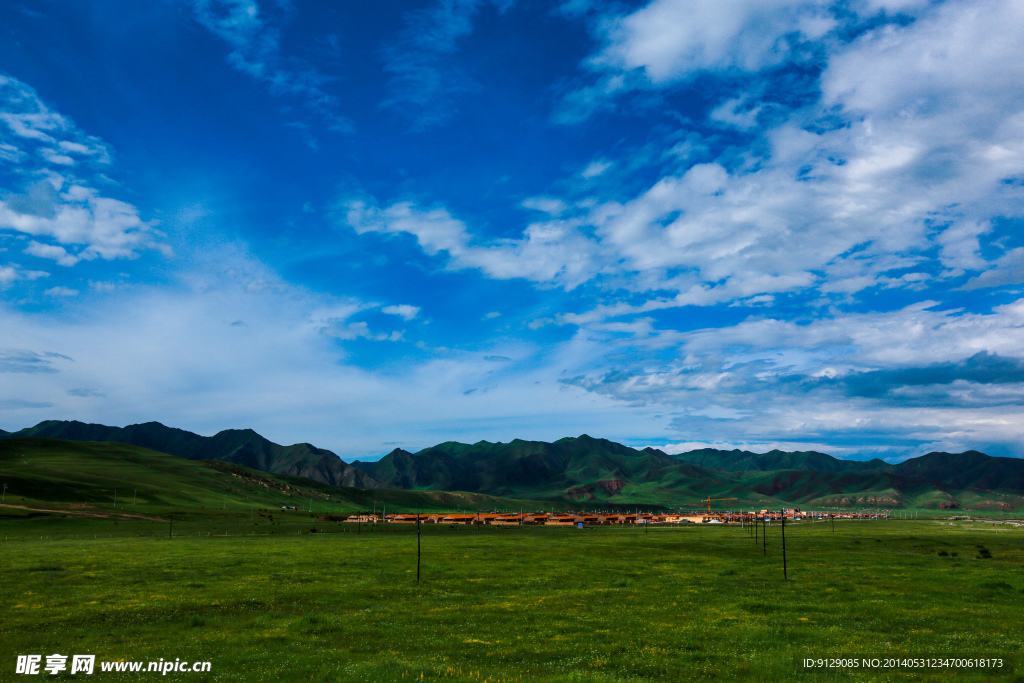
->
[113,489,117,509]
[133,489,137,505]
[780,509,788,581]
[416,510,421,584]
[762,515,766,556]
[2,482,6,501]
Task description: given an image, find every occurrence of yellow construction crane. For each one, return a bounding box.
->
[700,497,738,513]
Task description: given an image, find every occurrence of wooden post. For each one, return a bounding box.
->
[416,511,421,584]
[781,510,787,580]
[762,515,766,556]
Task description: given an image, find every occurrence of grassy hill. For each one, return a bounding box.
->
[0,438,543,516]
[2,420,379,489]
[353,435,749,505]
[6,421,1024,511]
[353,435,1024,510]
[669,447,889,473]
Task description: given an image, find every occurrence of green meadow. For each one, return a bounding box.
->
[2,516,1022,682]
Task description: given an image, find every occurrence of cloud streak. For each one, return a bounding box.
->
[187,0,352,132]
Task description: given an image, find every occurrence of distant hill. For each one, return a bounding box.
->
[352,435,813,506]
[1,421,380,489]
[0,437,531,513]
[5,421,1024,510]
[353,435,1024,510]
[353,434,729,501]
[669,448,889,474]
[890,450,1024,492]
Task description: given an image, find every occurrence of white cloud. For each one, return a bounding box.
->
[589,0,834,83]
[709,96,762,130]
[559,297,1024,457]
[382,304,420,321]
[0,76,166,265]
[0,263,49,285]
[581,160,612,179]
[326,321,403,342]
[521,196,568,216]
[0,254,660,456]
[546,0,1024,307]
[345,199,602,289]
[24,240,82,266]
[44,286,78,297]
[0,184,160,261]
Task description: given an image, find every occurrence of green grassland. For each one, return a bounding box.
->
[1,516,1023,682]
[3,437,1024,682]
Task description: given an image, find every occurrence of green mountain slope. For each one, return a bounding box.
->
[359,435,703,499]
[670,448,889,473]
[7,421,1024,510]
[890,450,1024,491]
[0,438,531,513]
[357,435,784,506]
[356,435,1024,510]
[3,420,379,489]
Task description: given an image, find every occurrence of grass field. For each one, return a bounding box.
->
[2,515,1023,682]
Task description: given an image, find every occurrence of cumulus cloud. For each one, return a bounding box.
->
[590,0,835,82]
[382,304,420,321]
[562,1,1024,308]
[344,0,1024,313]
[962,248,1024,291]
[559,298,1024,456]
[344,199,601,289]
[24,240,84,266]
[0,75,166,265]
[0,264,48,285]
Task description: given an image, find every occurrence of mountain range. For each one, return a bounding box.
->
[0,420,380,489]
[4,421,1024,510]
[352,437,1024,510]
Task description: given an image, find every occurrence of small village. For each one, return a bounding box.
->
[315,509,890,526]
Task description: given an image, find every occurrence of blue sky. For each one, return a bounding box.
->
[2,0,1023,462]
